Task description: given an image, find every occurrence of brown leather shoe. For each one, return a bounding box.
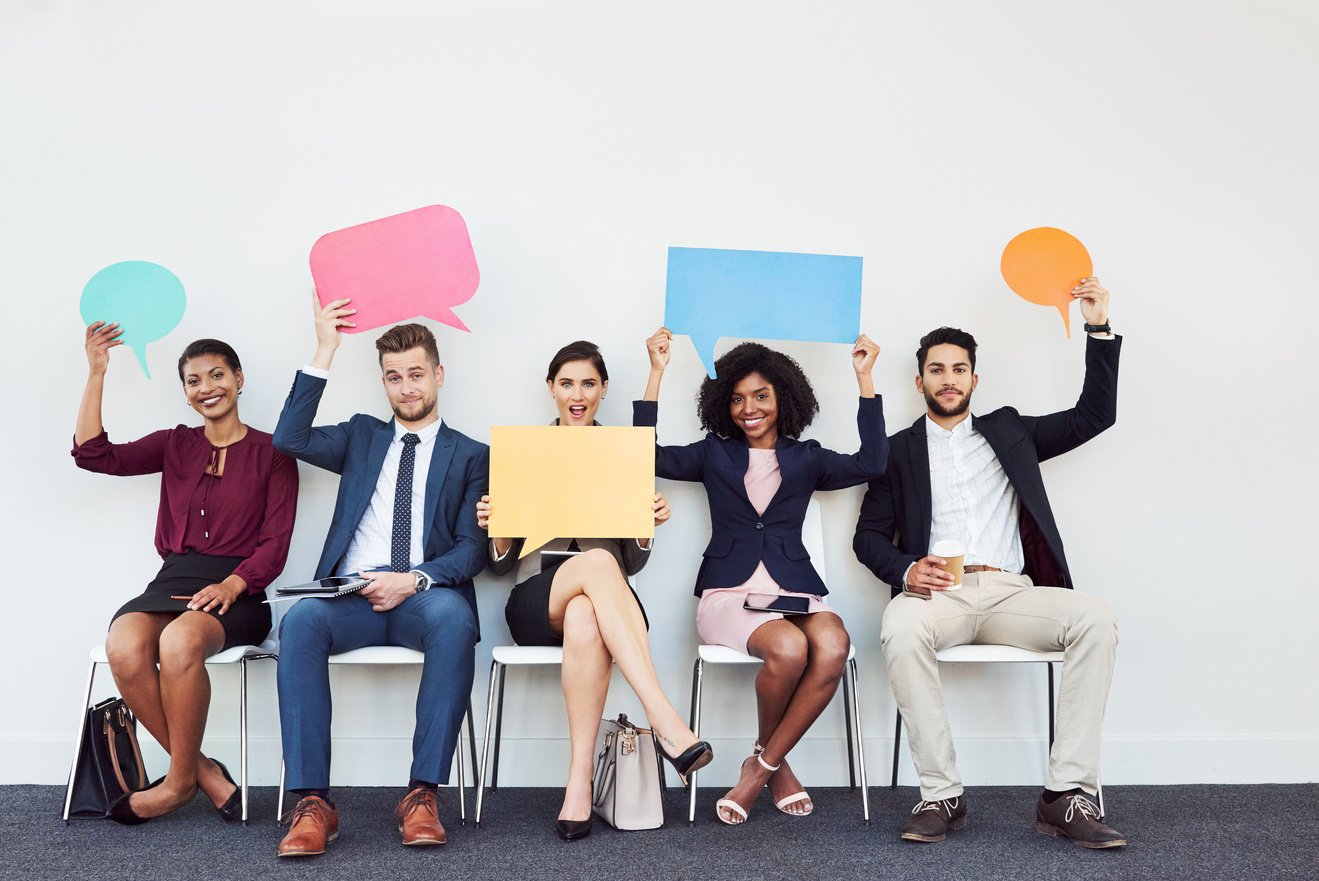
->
[1035,791,1127,849]
[397,786,447,846]
[277,796,339,858]
[900,795,968,842]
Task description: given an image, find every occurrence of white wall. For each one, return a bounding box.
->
[3,0,1316,789]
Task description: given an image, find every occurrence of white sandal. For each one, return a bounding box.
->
[715,754,778,826]
[753,743,813,817]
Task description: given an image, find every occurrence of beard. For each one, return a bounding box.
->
[393,394,437,423]
[924,386,972,418]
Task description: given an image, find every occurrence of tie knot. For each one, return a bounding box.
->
[402,433,421,447]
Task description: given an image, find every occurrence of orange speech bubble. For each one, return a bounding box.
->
[1000,227,1092,337]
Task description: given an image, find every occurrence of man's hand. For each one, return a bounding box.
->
[904,555,957,597]
[310,290,357,370]
[359,571,416,612]
[1073,277,1110,329]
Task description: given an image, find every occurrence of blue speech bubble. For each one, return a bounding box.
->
[79,261,187,378]
[664,247,863,377]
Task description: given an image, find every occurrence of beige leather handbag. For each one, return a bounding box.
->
[591,714,665,830]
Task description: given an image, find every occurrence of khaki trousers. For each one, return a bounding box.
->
[881,571,1117,801]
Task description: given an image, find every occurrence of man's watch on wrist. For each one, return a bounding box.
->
[1083,321,1112,334]
[411,571,428,594]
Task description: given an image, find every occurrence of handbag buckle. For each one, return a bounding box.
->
[620,728,636,755]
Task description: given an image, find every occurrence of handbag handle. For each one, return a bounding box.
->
[103,704,147,793]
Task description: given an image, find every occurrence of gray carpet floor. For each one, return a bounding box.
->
[4,784,1316,881]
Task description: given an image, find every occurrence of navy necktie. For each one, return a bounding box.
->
[391,433,421,573]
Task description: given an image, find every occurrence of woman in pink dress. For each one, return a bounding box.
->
[635,328,887,825]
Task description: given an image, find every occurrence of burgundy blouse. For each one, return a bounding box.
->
[71,425,299,594]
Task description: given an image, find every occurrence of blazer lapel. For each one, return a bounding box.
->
[422,423,459,543]
[972,414,1021,487]
[343,422,394,540]
[907,415,933,552]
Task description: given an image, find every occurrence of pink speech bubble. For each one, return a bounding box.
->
[310,205,479,333]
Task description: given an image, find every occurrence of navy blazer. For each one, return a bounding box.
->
[273,371,490,633]
[853,335,1121,596]
[634,396,888,597]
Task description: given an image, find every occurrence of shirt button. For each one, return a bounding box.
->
[755,522,764,530]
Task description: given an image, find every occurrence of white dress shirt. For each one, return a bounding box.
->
[924,413,1024,573]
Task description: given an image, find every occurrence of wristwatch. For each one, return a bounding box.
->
[411,571,428,594]
[1083,322,1112,334]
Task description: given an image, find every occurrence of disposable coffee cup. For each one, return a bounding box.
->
[930,540,965,590]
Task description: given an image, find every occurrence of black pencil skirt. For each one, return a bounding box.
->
[111,552,273,651]
[504,556,649,647]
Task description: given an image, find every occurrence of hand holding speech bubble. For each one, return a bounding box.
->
[1000,227,1093,337]
[665,247,863,377]
[489,426,656,558]
[79,261,187,378]
[310,205,479,334]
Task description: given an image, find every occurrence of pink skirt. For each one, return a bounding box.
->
[696,584,841,654]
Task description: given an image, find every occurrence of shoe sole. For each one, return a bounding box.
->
[277,831,338,857]
[1035,820,1127,848]
[900,815,967,842]
[398,826,446,846]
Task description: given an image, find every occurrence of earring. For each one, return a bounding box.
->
[238,388,244,396]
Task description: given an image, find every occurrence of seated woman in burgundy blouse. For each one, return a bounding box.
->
[72,325,298,825]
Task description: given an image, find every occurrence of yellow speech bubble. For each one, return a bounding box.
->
[489,426,656,558]
[1000,227,1093,337]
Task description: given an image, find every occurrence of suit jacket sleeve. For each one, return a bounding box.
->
[813,395,890,489]
[621,538,651,576]
[272,371,352,473]
[416,445,490,588]
[633,399,706,482]
[853,470,920,591]
[1020,335,1121,462]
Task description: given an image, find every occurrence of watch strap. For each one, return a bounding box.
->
[1083,322,1112,334]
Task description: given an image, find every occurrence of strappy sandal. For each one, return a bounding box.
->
[716,754,778,826]
[755,742,813,817]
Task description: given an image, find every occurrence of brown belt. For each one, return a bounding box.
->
[963,565,1003,574]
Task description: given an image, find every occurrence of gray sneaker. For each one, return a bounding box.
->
[900,795,968,843]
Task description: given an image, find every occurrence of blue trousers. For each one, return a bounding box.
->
[277,589,477,789]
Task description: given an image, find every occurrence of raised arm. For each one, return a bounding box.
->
[815,334,889,488]
[272,291,359,472]
[75,321,123,446]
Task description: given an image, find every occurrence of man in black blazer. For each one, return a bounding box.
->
[854,278,1126,848]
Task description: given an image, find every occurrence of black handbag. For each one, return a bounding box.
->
[67,697,149,818]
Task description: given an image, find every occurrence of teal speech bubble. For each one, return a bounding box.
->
[79,261,187,378]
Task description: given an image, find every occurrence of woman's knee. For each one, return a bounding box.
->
[755,628,809,677]
[575,548,624,585]
[105,618,159,675]
[157,617,219,672]
[809,621,852,675]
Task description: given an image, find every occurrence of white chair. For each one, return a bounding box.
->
[62,639,277,825]
[474,645,565,824]
[275,647,477,824]
[686,498,871,823]
[889,644,1105,817]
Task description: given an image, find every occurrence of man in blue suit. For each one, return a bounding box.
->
[272,296,488,858]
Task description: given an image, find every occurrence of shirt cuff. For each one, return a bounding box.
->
[301,365,330,379]
[491,541,512,564]
[636,538,653,551]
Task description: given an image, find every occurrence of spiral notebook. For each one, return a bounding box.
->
[265,576,370,603]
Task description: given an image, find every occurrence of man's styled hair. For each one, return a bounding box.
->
[916,327,978,372]
[177,339,242,381]
[375,323,440,368]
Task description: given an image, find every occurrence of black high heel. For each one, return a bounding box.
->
[211,760,242,823]
[556,815,593,841]
[662,739,714,786]
[106,776,166,825]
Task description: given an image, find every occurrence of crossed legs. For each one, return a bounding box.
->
[717,611,851,823]
[104,611,233,818]
[549,548,698,823]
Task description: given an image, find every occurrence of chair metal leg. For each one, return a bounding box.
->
[492,664,507,790]
[62,659,99,823]
[842,663,856,791]
[276,760,286,825]
[240,656,250,825]
[1046,661,1056,748]
[1097,778,1106,819]
[847,658,870,823]
[890,710,902,789]
[456,711,467,824]
[467,698,479,786]
[475,660,502,825]
[687,658,703,824]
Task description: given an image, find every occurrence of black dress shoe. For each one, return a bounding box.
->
[107,785,157,826]
[556,815,593,841]
[211,760,242,823]
[661,740,714,785]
